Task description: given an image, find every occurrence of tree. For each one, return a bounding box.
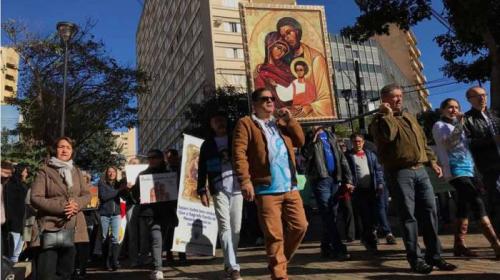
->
[341,0,500,109]
[1,20,148,174]
[183,86,250,139]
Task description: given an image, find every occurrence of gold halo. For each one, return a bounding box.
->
[290,57,311,79]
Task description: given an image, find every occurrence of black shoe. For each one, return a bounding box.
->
[320,249,331,258]
[331,251,351,261]
[178,252,188,265]
[411,260,433,274]
[427,258,457,271]
[166,251,174,262]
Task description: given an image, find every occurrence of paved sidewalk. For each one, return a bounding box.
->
[87,233,500,280]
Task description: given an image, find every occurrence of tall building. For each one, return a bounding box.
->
[373,24,431,110]
[1,47,21,143]
[113,127,138,161]
[136,0,295,154]
[330,26,430,119]
[1,47,19,104]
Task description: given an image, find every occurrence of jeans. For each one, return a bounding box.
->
[8,231,24,262]
[312,177,346,253]
[255,190,308,280]
[386,167,442,265]
[37,246,76,280]
[213,192,243,271]
[146,218,167,271]
[376,186,392,235]
[100,215,121,244]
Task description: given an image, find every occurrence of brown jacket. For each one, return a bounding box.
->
[232,115,305,189]
[369,111,437,171]
[30,164,91,246]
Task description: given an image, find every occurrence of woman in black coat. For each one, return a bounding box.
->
[4,163,29,262]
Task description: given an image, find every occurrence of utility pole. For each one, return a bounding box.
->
[354,61,365,133]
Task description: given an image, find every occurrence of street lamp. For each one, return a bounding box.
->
[341,89,354,133]
[57,21,78,137]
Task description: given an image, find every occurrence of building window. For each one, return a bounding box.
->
[4,85,13,92]
[5,74,14,81]
[225,48,244,59]
[353,50,359,58]
[222,0,238,8]
[223,22,241,33]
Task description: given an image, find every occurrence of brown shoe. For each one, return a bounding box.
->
[453,219,478,257]
[228,270,243,280]
[480,217,500,259]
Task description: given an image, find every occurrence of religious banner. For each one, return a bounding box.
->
[172,134,218,256]
[139,172,179,203]
[240,3,336,122]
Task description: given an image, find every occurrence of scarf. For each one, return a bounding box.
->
[48,157,74,190]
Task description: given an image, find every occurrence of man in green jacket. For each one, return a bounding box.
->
[370,83,456,274]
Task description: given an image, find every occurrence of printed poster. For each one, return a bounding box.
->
[172,134,218,256]
[125,164,148,185]
[139,172,179,204]
[240,3,337,122]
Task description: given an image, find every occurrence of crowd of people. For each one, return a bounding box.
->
[1,83,500,280]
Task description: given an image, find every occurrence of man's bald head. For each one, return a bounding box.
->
[465,86,487,112]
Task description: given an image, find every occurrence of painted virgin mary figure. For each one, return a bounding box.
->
[254,31,295,108]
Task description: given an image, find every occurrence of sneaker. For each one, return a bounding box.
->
[150,270,164,280]
[386,233,397,245]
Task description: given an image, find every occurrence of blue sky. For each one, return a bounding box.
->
[1,0,488,111]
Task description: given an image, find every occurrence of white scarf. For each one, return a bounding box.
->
[48,157,74,190]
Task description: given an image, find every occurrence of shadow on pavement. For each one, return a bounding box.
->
[367,273,500,280]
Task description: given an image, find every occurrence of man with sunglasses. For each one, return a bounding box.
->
[233,88,307,280]
[464,86,500,234]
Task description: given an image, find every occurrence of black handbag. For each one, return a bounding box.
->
[41,228,75,249]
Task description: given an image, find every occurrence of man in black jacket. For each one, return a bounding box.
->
[197,111,243,280]
[464,86,500,234]
[303,126,354,260]
[133,149,171,280]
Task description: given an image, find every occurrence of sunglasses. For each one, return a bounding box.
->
[258,96,275,102]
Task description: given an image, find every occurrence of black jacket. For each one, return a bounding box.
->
[464,108,500,173]
[3,179,28,233]
[302,130,353,185]
[97,179,123,216]
[197,136,234,196]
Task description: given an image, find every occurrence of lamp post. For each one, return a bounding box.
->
[341,89,354,133]
[57,21,78,137]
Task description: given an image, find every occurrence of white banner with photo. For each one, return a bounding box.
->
[172,134,218,256]
[139,172,178,203]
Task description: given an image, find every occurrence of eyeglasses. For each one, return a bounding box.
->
[468,94,487,99]
[258,96,275,102]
